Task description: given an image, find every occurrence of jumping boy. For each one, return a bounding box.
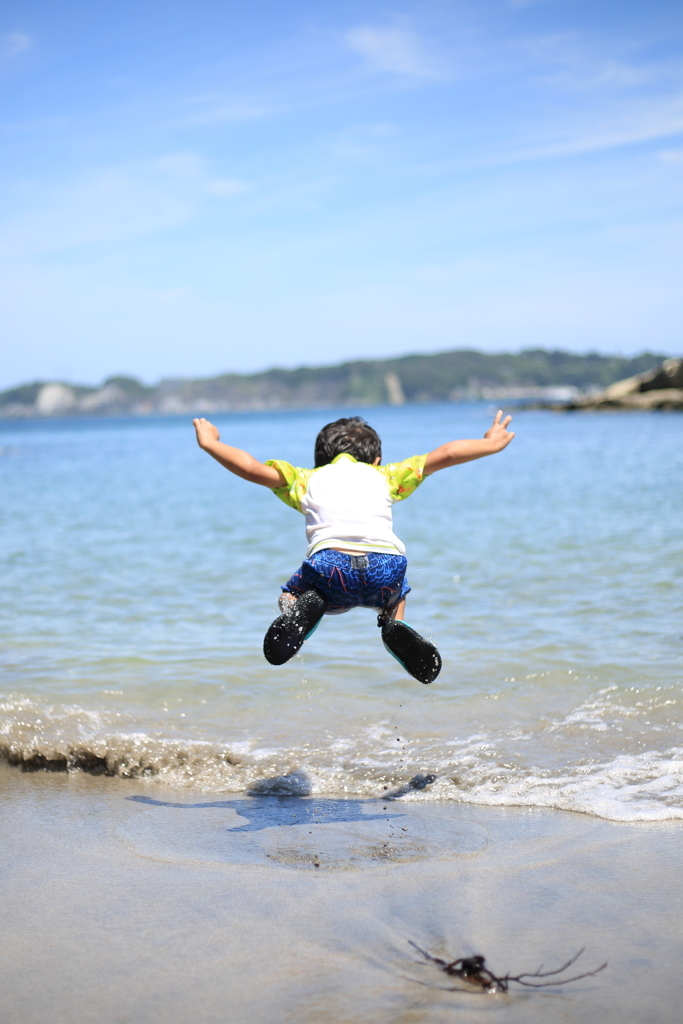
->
[193,411,514,684]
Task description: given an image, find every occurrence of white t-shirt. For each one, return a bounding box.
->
[265,452,427,558]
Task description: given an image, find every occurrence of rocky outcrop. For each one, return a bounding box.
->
[0,377,151,418]
[34,383,78,416]
[564,359,683,411]
[78,383,129,412]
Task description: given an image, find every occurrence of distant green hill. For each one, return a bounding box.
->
[0,348,672,417]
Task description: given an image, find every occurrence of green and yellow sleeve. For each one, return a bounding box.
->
[264,460,313,512]
[381,454,428,502]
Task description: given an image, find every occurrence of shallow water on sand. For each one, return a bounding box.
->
[1,404,682,820]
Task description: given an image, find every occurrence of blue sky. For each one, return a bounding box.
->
[1,0,682,388]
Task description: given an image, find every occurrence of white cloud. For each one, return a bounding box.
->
[461,113,683,173]
[514,32,662,92]
[516,94,683,162]
[329,122,396,161]
[205,178,252,196]
[345,26,441,79]
[0,154,250,257]
[176,97,273,126]
[659,147,683,163]
[0,115,67,135]
[3,31,31,57]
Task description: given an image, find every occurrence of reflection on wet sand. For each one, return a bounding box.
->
[122,789,487,870]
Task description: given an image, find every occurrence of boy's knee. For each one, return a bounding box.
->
[278,592,298,614]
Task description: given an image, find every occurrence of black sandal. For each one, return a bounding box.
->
[378,615,442,684]
[263,590,328,665]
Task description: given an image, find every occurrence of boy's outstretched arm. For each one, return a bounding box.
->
[424,410,515,476]
[193,418,285,487]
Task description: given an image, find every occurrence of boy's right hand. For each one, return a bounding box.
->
[193,417,220,449]
[484,410,515,452]
[424,411,516,474]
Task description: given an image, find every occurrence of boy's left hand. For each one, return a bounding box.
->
[484,410,515,451]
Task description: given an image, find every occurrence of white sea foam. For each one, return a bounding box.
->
[449,749,683,821]
[3,695,683,820]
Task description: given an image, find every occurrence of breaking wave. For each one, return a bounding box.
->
[2,695,683,822]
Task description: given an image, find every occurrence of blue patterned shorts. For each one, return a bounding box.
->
[282,549,410,614]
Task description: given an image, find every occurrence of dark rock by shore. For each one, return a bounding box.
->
[527,358,683,412]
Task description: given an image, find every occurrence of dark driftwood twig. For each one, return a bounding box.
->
[408,941,607,994]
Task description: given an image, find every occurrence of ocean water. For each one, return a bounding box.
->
[1,404,682,821]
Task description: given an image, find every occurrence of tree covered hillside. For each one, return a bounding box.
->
[0,348,671,417]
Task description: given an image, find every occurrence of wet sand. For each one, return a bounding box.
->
[2,762,682,1024]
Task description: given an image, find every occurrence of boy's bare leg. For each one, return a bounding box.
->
[390,597,406,621]
[278,592,297,613]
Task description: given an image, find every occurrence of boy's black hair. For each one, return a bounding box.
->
[314,417,382,468]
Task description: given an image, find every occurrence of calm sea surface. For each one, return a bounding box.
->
[1,404,681,820]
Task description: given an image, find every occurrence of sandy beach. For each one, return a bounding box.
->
[3,761,682,1024]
